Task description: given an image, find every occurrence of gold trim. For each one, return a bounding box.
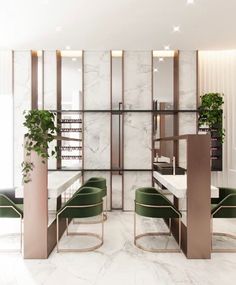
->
[56,203,104,252]
[212,204,236,252]
[134,201,181,253]
[0,205,23,253]
[73,196,108,224]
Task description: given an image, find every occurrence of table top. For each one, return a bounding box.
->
[153,171,219,198]
[16,171,82,199]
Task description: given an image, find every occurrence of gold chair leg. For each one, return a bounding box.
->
[134,212,181,253]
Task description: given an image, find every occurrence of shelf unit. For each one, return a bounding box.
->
[198,125,223,171]
[58,111,83,167]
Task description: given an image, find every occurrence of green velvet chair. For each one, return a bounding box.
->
[74,177,107,222]
[134,187,182,252]
[0,189,24,252]
[56,186,104,252]
[211,187,236,252]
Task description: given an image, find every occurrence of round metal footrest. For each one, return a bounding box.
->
[134,232,180,253]
[58,232,103,252]
[73,212,107,225]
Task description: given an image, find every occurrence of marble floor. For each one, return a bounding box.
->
[0,212,236,285]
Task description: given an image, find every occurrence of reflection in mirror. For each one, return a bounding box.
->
[111,50,123,209]
[61,51,83,169]
[153,51,174,161]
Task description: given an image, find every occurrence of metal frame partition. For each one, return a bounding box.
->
[153,134,212,259]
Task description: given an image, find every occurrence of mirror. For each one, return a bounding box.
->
[153,51,175,161]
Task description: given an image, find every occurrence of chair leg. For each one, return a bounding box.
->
[134,214,181,253]
[20,219,22,253]
[66,218,69,235]
[134,211,137,245]
[56,215,59,253]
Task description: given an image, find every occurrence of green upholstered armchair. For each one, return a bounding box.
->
[0,189,23,252]
[74,177,108,222]
[134,187,182,253]
[211,187,236,252]
[56,186,104,252]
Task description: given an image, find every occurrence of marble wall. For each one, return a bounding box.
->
[123,51,152,210]
[13,51,32,187]
[178,51,197,168]
[83,51,111,210]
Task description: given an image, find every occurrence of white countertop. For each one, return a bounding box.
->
[153,171,218,198]
[16,171,82,199]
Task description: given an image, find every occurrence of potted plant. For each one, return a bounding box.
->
[21,110,59,183]
[198,93,225,143]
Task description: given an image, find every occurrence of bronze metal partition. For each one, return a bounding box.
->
[155,134,211,259]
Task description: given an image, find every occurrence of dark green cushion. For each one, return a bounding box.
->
[58,187,103,218]
[211,187,236,218]
[135,187,181,218]
[0,194,23,218]
[74,177,107,197]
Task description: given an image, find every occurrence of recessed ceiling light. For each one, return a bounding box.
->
[173,26,180,32]
[153,68,158,72]
[55,26,62,32]
[65,45,71,50]
[72,57,77,61]
[159,57,164,62]
[164,45,170,50]
[187,0,194,4]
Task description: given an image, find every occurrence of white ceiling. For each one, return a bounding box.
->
[0,0,235,50]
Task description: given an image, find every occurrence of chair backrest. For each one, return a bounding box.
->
[212,187,236,218]
[58,187,103,218]
[83,177,107,196]
[135,187,181,218]
[0,194,23,218]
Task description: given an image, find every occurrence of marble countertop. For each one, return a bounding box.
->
[16,171,82,199]
[153,171,219,198]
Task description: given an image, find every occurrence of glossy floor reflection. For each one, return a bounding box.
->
[0,212,236,285]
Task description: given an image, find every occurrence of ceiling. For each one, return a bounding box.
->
[0,0,235,50]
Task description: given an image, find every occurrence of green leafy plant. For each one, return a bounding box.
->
[22,110,59,183]
[198,93,225,143]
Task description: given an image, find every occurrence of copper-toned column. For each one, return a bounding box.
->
[24,149,48,259]
[186,134,211,259]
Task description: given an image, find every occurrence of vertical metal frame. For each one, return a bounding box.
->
[31,50,38,110]
[151,51,154,186]
[173,50,179,164]
[110,50,113,211]
[42,50,45,110]
[56,50,62,169]
[81,50,85,184]
[121,50,125,210]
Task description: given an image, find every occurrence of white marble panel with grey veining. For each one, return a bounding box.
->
[84,113,110,169]
[124,51,152,110]
[178,51,197,168]
[13,51,31,187]
[84,51,110,110]
[123,51,152,210]
[124,171,152,210]
[83,51,111,208]
[124,113,152,169]
[43,51,58,169]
